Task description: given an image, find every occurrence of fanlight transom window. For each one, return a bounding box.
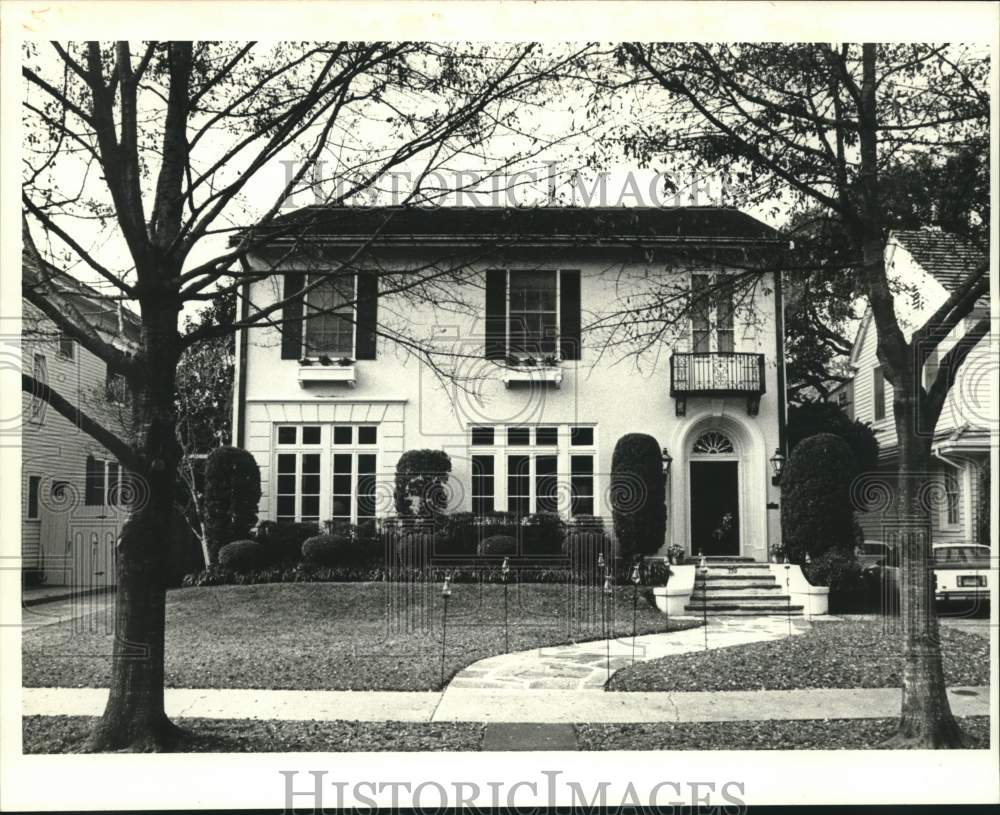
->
[692,430,735,455]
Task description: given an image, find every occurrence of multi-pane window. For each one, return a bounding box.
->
[105,369,128,404]
[471,455,495,514]
[571,455,595,516]
[276,452,321,524]
[27,475,41,520]
[873,365,886,421]
[509,270,558,355]
[690,273,734,353]
[304,274,355,358]
[469,424,596,517]
[85,456,123,507]
[274,423,378,525]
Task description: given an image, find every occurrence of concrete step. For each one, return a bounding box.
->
[685,608,805,617]
[685,603,805,615]
[698,576,778,585]
[695,583,782,592]
[688,594,795,605]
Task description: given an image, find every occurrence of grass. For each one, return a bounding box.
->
[575,717,991,750]
[24,715,991,753]
[22,716,484,753]
[607,619,991,692]
[23,582,698,691]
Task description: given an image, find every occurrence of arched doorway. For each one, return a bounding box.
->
[688,430,740,557]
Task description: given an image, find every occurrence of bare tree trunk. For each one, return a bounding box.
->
[86,304,184,752]
[884,399,963,748]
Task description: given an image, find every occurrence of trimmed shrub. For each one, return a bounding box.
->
[781,433,858,564]
[523,512,565,555]
[803,548,871,613]
[611,433,666,560]
[478,534,517,557]
[394,449,452,517]
[788,400,879,475]
[204,446,262,563]
[218,539,262,572]
[302,534,353,568]
[254,521,320,566]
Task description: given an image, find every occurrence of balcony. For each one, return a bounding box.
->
[670,352,766,416]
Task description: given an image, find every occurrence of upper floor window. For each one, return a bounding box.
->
[58,333,75,360]
[304,274,355,358]
[691,273,734,353]
[27,475,41,520]
[105,369,128,405]
[941,468,960,529]
[873,365,886,421]
[509,270,558,356]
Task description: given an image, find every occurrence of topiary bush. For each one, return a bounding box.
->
[204,446,262,563]
[803,547,870,612]
[478,534,517,557]
[781,432,858,564]
[394,449,452,517]
[302,534,354,568]
[611,433,666,561]
[218,539,262,572]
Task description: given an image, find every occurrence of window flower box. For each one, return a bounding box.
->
[501,355,563,388]
[298,357,357,388]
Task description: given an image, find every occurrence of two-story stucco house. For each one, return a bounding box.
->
[21,251,140,589]
[233,206,791,561]
[848,228,992,545]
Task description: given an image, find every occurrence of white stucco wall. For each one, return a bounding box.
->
[239,246,785,558]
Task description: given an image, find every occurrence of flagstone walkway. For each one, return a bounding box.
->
[444,615,813,691]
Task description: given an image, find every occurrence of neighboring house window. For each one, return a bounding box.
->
[304,274,355,358]
[85,455,104,505]
[508,270,558,356]
[467,424,596,517]
[942,469,961,529]
[873,365,886,421]
[27,475,41,520]
[58,334,75,359]
[30,353,47,423]
[106,462,120,506]
[690,274,734,353]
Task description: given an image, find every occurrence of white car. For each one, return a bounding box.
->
[933,543,991,605]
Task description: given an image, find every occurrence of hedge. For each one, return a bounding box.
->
[218,539,262,572]
[781,433,858,563]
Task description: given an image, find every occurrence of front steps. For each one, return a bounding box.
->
[684,560,804,617]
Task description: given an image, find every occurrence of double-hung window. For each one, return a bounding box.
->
[508,271,558,356]
[275,425,324,524]
[942,468,961,529]
[690,273,734,353]
[304,274,356,358]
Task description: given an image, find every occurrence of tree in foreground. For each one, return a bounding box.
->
[21,40,587,750]
[615,42,989,747]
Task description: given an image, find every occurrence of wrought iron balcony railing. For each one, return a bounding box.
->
[670,352,766,416]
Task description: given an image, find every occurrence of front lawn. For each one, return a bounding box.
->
[575,717,991,750]
[23,582,697,691]
[22,716,483,753]
[607,619,990,692]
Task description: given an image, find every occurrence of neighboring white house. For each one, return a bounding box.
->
[234,206,791,561]
[21,251,141,588]
[847,228,992,545]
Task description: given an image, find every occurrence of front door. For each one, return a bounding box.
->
[690,460,740,557]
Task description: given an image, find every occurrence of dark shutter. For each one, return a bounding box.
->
[485,269,507,360]
[559,269,582,361]
[355,272,378,360]
[280,272,305,360]
[84,455,103,506]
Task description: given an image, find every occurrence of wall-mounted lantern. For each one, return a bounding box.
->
[770,448,786,486]
[661,447,673,476]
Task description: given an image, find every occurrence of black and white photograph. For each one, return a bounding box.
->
[0,1,996,810]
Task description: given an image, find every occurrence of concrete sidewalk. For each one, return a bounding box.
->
[22,685,990,723]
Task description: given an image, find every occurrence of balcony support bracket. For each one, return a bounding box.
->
[746,396,760,416]
[674,397,687,418]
